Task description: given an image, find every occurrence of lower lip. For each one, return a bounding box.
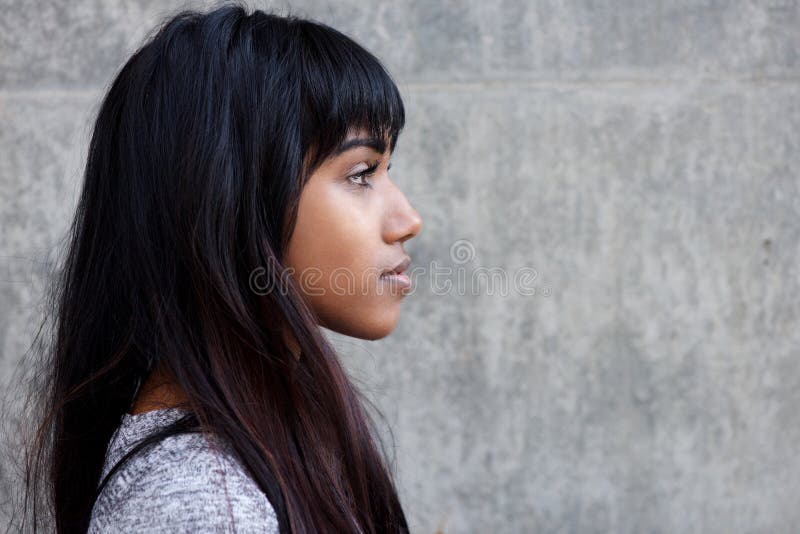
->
[380,272,411,289]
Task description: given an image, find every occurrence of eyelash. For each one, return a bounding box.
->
[348,162,391,189]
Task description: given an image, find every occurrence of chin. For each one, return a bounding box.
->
[321,310,400,340]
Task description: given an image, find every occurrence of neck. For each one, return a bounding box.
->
[129,363,189,415]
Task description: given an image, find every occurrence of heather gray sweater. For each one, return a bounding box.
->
[89,407,279,533]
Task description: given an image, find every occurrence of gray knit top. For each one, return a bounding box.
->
[88,407,279,533]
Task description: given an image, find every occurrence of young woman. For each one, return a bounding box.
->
[18,4,422,533]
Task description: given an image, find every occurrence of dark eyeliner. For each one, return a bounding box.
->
[348,161,380,189]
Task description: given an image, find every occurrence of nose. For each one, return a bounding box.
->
[385,183,423,244]
[401,204,423,243]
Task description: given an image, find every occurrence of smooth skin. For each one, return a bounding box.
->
[131,127,422,414]
[285,127,423,340]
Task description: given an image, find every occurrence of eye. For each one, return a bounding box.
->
[347,161,380,189]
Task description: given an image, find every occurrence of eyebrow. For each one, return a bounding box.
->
[332,136,388,157]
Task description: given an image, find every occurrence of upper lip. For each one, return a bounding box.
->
[383,256,411,276]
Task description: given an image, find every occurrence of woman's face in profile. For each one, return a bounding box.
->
[285,128,423,340]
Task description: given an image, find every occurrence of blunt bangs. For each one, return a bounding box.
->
[294,18,406,174]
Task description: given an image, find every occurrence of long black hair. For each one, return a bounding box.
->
[11,3,408,532]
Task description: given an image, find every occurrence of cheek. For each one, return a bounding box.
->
[284,184,403,339]
[288,186,373,281]
[285,185,374,296]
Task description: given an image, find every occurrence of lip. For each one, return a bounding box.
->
[382,255,411,276]
[380,271,412,291]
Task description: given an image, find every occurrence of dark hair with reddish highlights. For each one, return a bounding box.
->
[10,3,408,533]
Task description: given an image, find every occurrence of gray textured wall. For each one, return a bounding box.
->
[2,1,799,533]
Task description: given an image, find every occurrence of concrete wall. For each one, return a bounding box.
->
[2,1,799,532]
